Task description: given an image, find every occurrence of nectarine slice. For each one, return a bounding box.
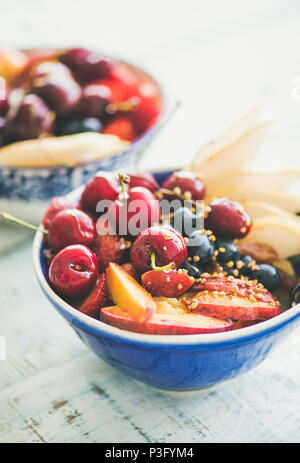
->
[101,305,234,335]
[106,263,156,323]
[183,291,281,321]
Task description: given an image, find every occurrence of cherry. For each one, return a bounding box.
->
[8,94,54,141]
[102,116,137,141]
[0,77,8,116]
[0,117,6,147]
[126,171,159,192]
[79,84,112,119]
[42,196,78,230]
[127,82,161,133]
[130,225,187,273]
[107,178,160,237]
[60,47,114,84]
[80,172,122,213]
[48,209,95,252]
[31,61,81,116]
[205,197,252,239]
[162,171,206,201]
[49,244,98,299]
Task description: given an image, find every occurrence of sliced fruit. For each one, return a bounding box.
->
[239,216,300,259]
[92,233,127,272]
[238,200,296,221]
[192,277,276,304]
[101,305,234,335]
[189,107,271,184]
[206,184,300,214]
[183,291,281,321]
[79,273,111,319]
[206,170,300,198]
[106,263,156,323]
[237,241,278,263]
[142,269,194,297]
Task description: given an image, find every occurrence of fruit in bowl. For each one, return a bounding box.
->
[21,110,300,389]
[0,48,170,224]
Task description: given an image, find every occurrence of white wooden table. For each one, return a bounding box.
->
[1,0,300,443]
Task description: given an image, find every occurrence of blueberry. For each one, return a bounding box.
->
[188,230,214,265]
[239,254,255,277]
[55,117,103,136]
[215,237,239,264]
[173,207,197,237]
[250,264,281,292]
[181,260,202,278]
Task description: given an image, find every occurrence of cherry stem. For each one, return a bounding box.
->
[118,173,130,201]
[106,98,139,115]
[150,252,175,271]
[0,212,48,234]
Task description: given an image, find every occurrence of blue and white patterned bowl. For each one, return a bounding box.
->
[32,170,300,391]
[0,59,175,223]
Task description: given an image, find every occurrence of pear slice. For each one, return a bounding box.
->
[240,200,298,221]
[0,132,129,168]
[206,184,300,214]
[206,169,300,198]
[239,216,300,259]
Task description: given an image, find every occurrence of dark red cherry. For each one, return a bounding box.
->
[130,225,187,273]
[80,172,122,213]
[49,244,98,299]
[162,171,206,200]
[79,84,112,118]
[42,196,78,230]
[205,197,252,239]
[107,186,160,237]
[0,77,9,116]
[9,94,54,141]
[60,47,114,84]
[48,209,95,252]
[31,61,81,116]
[127,171,159,192]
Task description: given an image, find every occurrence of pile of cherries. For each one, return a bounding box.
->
[41,169,281,315]
[0,47,161,147]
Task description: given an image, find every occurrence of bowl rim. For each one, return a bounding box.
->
[33,226,300,347]
[0,53,175,172]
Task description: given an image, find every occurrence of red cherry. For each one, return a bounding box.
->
[42,196,78,230]
[79,84,112,118]
[48,209,95,252]
[60,47,114,84]
[162,171,206,200]
[92,78,128,102]
[205,197,252,239]
[107,186,160,237]
[103,116,137,141]
[128,82,161,133]
[126,171,159,192]
[31,61,81,116]
[0,77,9,116]
[80,172,122,213]
[130,225,187,273]
[9,94,54,141]
[49,244,98,299]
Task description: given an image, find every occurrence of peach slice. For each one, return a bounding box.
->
[183,291,281,321]
[106,263,156,323]
[101,305,233,335]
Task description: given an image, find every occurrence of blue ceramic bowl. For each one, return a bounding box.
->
[0,59,176,224]
[32,170,300,391]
